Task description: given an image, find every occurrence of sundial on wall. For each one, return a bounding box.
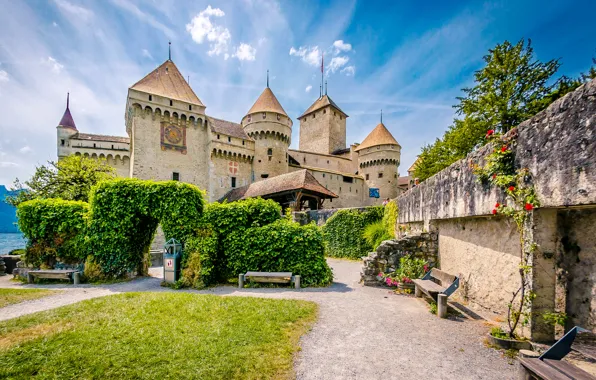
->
[160,123,187,154]
[164,125,183,145]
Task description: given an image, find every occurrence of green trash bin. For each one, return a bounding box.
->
[163,238,182,284]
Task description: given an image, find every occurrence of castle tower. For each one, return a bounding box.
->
[242,82,292,181]
[298,94,348,154]
[125,56,210,187]
[57,93,78,159]
[355,122,401,202]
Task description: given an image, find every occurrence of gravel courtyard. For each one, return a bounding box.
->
[0,259,517,379]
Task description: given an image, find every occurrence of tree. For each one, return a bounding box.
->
[7,155,116,206]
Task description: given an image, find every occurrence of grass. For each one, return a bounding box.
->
[0,292,318,379]
[0,288,58,308]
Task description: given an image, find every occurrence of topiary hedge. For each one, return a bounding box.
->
[17,199,89,268]
[322,206,384,259]
[225,219,332,287]
[88,179,205,277]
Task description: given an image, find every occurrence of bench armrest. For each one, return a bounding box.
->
[421,271,432,281]
[442,277,459,297]
[539,326,590,361]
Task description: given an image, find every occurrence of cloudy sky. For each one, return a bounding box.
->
[0,0,594,186]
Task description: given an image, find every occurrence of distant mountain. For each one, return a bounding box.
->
[0,185,20,233]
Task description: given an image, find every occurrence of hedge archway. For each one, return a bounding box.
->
[88,179,205,276]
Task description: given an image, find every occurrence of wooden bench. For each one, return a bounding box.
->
[238,272,300,289]
[27,270,80,285]
[519,326,596,379]
[412,268,459,318]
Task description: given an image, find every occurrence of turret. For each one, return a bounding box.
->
[242,78,292,181]
[355,121,401,202]
[298,93,348,155]
[57,93,78,158]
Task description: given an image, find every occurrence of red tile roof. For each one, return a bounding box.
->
[209,117,250,140]
[246,87,288,116]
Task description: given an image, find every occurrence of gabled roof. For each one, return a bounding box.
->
[220,169,337,202]
[209,117,250,140]
[58,93,77,130]
[130,60,204,106]
[298,94,348,119]
[246,87,288,116]
[354,122,400,151]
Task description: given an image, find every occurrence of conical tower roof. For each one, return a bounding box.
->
[298,94,348,119]
[58,93,77,130]
[130,60,204,106]
[246,87,288,116]
[354,122,399,151]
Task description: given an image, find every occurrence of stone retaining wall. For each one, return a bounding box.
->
[293,207,370,226]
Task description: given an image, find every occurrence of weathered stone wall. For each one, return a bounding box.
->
[288,149,356,174]
[298,105,346,154]
[358,144,401,204]
[293,206,370,226]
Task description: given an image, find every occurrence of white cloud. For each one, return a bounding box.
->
[328,56,349,73]
[289,46,321,66]
[233,43,256,61]
[19,146,31,153]
[45,57,64,74]
[186,6,231,57]
[53,0,93,21]
[333,40,352,53]
[52,21,58,27]
[305,85,312,93]
[341,66,355,76]
[0,70,8,82]
[141,49,153,60]
[0,162,18,168]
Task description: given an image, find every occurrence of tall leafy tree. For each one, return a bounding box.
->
[7,155,116,206]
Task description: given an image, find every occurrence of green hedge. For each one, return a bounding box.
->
[17,199,89,267]
[88,179,205,277]
[225,219,332,287]
[322,206,384,259]
[382,200,398,238]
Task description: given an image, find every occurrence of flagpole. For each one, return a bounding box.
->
[321,52,324,98]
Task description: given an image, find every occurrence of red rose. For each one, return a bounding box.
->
[508,186,515,192]
[492,173,497,180]
[492,209,497,215]
[495,202,500,208]
[524,203,534,211]
[501,146,507,152]
[486,130,494,137]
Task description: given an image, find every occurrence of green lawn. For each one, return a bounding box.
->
[0,292,318,379]
[0,288,58,308]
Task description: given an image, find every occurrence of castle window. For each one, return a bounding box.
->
[312,113,315,119]
[342,176,353,183]
[172,172,180,181]
[149,95,152,101]
[93,143,96,148]
[323,109,326,114]
[242,140,245,146]
[61,139,65,146]
[322,173,325,178]
[231,177,236,188]
[228,136,231,143]
[262,112,266,119]
[268,157,272,161]
[189,105,192,111]
[247,115,251,122]
[217,134,220,139]
[267,148,272,156]
[111,145,114,149]
[303,157,306,163]
[356,189,358,193]
[377,146,380,150]
[339,187,341,192]
[366,174,369,180]
[340,116,343,120]
[327,160,329,164]
[169,100,173,106]
[350,187,351,192]
[378,173,383,178]
[334,112,336,116]
[261,174,269,179]
[277,114,281,121]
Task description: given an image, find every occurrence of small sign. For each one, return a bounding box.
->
[369,188,380,198]
[166,259,173,268]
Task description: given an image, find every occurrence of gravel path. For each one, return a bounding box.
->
[0,260,517,379]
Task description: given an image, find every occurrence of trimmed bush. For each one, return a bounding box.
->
[225,219,332,287]
[16,199,89,268]
[363,221,392,250]
[382,200,398,238]
[322,207,384,259]
[88,179,205,277]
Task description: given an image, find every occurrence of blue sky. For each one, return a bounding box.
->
[0,0,594,186]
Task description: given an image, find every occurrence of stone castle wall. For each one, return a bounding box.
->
[299,105,346,154]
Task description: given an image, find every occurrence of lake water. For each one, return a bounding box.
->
[0,233,27,254]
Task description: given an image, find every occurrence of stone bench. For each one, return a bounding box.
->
[412,268,459,318]
[238,272,301,289]
[28,269,80,284]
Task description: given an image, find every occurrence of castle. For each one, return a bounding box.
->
[56,57,403,209]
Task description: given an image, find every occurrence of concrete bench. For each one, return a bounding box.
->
[520,326,596,379]
[28,269,80,284]
[412,268,459,318]
[238,272,300,289]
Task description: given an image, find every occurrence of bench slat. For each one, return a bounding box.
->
[245,272,292,277]
[245,276,291,284]
[30,270,77,274]
[31,273,71,280]
[429,268,456,287]
[520,358,573,380]
[412,279,446,294]
[544,359,596,380]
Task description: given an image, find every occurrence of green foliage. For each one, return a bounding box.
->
[382,200,398,238]
[542,311,568,328]
[429,301,437,315]
[16,199,89,268]
[322,207,384,259]
[88,179,205,277]
[83,255,105,282]
[7,155,116,206]
[490,327,510,340]
[363,221,391,250]
[225,219,332,287]
[392,256,428,283]
[182,228,219,288]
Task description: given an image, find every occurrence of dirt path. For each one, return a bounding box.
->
[0,260,517,379]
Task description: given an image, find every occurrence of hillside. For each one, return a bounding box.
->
[0,185,20,233]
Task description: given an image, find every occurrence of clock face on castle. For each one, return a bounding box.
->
[160,123,187,154]
[164,125,183,144]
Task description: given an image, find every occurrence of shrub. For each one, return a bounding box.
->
[363,221,392,250]
[225,219,332,287]
[392,256,429,283]
[322,207,384,259]
[382,200,398,238]
[16,199,89,268]
[88,179,205,277]
[83,255,104,282]
[181,228,219,288]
